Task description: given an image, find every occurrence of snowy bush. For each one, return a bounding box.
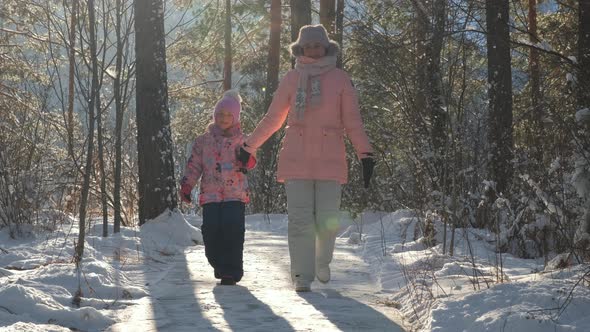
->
[0,80,87,235]
[494,173,580,259]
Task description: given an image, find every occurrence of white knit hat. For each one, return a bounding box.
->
[290,24,340,57]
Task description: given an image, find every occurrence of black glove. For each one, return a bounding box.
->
[180,183,192,203]
[361,157,376,188]
[237,145,251,165]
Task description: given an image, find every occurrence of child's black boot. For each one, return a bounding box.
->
[220,276,236,285]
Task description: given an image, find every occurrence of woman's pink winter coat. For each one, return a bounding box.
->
[181,124,256,206]
[244,65,373,184]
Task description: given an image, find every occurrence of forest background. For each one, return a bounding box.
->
[2,0,590,265]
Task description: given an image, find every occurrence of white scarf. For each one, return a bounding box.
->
[294,56,337,119]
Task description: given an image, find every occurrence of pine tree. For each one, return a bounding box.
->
[486,0,514,196]
[134,0,177,224]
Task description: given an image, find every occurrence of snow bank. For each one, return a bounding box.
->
[0,321,71,332]
[428,272,590,332]
[0,209,204,331]
[139,209,203,256]
[24,258,148,305]
[0,283,114,331]
[345,210,590,332]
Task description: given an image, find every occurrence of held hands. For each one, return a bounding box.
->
[361,153,376,189]
[179,183,192,203]
[237,144,251,165]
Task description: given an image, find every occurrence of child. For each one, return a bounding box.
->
[179,90,256,286]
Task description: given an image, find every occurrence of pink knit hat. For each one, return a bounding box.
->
[214,89,242,124]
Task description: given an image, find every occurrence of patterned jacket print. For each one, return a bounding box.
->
[181,124,256,206]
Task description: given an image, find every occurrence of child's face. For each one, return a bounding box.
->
[303,42,326,59]
[215,109,234,130]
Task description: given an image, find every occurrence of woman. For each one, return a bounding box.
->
[239,24,375,292]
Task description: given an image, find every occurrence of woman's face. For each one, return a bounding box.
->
[303,42,326,59]
[215,109,234,130]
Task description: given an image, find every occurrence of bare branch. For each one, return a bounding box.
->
[169,79,225,94]
[0,27,62,46]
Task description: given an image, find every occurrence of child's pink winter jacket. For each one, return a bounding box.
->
[244,66,373,184]
[181,124,256,206]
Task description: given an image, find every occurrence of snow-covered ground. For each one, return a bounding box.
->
[349,211,590,331]
[0,209,589,331]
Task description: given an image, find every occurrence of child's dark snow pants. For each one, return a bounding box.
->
[201,201,245,282]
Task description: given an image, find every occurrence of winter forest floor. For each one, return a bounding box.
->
[1,211,590,331]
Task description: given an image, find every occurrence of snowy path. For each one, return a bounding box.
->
[106,229,406,331]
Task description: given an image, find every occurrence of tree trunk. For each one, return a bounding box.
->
[266,0,281,104]
[67,0,78,159]
[113,0,123,234]
[529,0,544,165]
[578,0,590,240]
[97,89,107,237]
[290,0,311,39]
[224,0,232,90]
[413,0,446,189]
[579,0,590,109]
[258,0,282,214]
[414,0,428,120]
[75,0,99,268]
[428,0,446,182]
[335,0,344,68]
[95,0,109,237]
[320,0,336,37]
[135,0,177,225]
[486,0,513,196]
[290,0,311,68]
